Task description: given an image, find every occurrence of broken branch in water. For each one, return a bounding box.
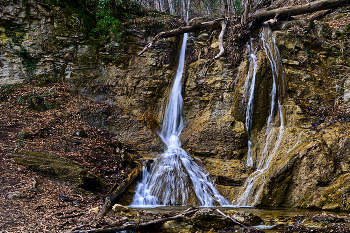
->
[216,209,249,229]
[73,207,198,233]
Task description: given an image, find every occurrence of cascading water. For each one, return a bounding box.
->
[234,25,285,206]
[131,33,230,207]
[243,38,258,167]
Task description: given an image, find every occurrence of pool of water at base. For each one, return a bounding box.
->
[129,206,349,232]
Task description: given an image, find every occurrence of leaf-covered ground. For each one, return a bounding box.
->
[0,82,134,232]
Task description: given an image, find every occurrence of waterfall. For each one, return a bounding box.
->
[234,25,285,206]
[243,38,258,167]
[131,34,230,207]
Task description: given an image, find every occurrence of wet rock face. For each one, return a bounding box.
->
[181,115,247,158]
[276,20,348,107]
[255,18,350,209]
[191,208,233,229]
[2,0,350,210]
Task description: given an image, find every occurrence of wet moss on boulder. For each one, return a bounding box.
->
[14,151,108,191]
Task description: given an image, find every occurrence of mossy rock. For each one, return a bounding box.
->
[191,208,233,229]
[14,151,108,191]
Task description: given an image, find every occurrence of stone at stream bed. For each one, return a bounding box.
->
[6,191,27,200]
[14,151,108,191]
[162,208,263,232]
[112,204,130,212]
[230,211,263,226]
[191,208,233,229]
[163,219,195,233]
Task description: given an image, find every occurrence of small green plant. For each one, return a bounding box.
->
[16,139,26,149]
[0,84,15,102]
[4,26,25,45]
[233,0,242,16]
[16,91,60,111]
[18,46,40,81]
[91,0,123,41]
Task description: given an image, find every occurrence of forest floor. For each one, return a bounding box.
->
[0,82,134,232]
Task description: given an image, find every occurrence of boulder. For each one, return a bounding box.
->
[14,151,108,191]
[191,208,233,229]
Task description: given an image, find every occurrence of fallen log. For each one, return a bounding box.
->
[216,209,248,229]
[247,0,350,25]
[73,207,198,233]
[97,160,142,219]
[137,0,350,56]
[137,18,224,56]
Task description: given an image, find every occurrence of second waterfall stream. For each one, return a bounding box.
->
[131,33,230,207]
[234,25,286,206]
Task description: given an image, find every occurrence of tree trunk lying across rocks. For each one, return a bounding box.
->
[248,0,350,24]
[137,0,350,56]
[71,208,253,233]
[97,160,142,219]
[73,208,199,233]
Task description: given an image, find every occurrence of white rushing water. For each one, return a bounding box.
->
[243,38,258,167]
[131,33,230,207]
[234,25,285,206]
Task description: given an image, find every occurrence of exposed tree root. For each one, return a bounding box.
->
[137,0,350,57]
[214,19,227,60]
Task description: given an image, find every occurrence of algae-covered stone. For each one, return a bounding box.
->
[191,208,233,229]
[163,219,195,233]
[14,151,108,191]
[112,204,130,212]
[231,211,263,226]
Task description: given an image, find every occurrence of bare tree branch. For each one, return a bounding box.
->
[74,208,198,233]
[214,19,227,59]
[247,0,350,25]
[138,18,224,56]
[216,209,248,229]
[137,0,350,56]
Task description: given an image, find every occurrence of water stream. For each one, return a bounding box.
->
[243,38,258,167]
[131,34,230,207]
[234,25,285,206]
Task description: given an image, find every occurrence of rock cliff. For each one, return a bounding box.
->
[1,0,350,210]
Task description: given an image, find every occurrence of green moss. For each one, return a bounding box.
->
[3,26,26,45]
[300,191,314,208]
[252,58,273,132]
[0,84,15,102]
[274,176,292,205]
[335,14,346,20]
[19,151,58,159]
[345,23,350,33]
[318,173,350,211]
[14,151,109,191]
[15,46,40,81]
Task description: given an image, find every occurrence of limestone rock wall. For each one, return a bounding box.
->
[1,0,350,210]
[0,0,183,157]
